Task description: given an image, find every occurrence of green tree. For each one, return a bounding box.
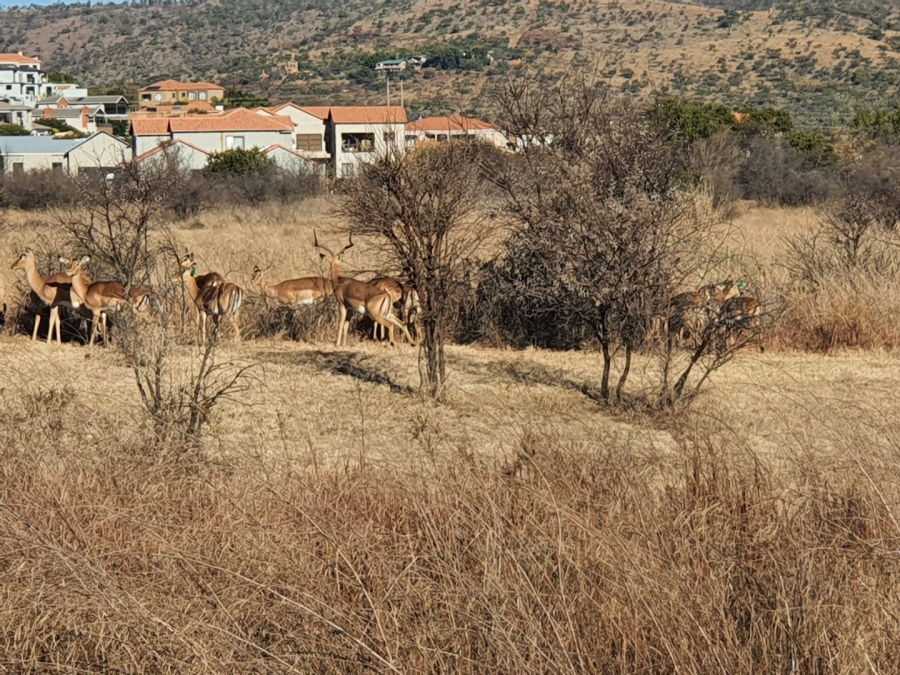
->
[0,124,31,136]
[654,98,736,143]
[204,148,274,176]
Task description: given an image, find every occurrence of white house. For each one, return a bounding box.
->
[0,101,33,130]
[38,94,130,120]
[39,106,106,134]
[0,132,131,175]
[0,53,58,107]
[325,106,407,177]
[375,59,407,73]
[255,103,330,157]
[134,139,210,171]
[262,144,323,175]
[405,115,512,150]
[130,108,293,156]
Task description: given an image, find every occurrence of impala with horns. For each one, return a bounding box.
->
[179,253,224,293]
[720,291,763,351]
[61,256,150,347]
[10,249,74,345]
[314,231,414,347]
[250,265,333,307]
[177,259,243,343]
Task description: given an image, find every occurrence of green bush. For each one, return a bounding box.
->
[0,124,31,136]
[204,148,274,177]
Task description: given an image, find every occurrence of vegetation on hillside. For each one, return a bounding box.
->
[4,0,900,123]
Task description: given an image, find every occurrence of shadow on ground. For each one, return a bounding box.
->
[253,348,416,395]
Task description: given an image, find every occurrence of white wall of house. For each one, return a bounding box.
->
[407,127,509,149]
[265,145,321,174]
[169,129,293,153]
[0,106,33,130]
[134,134,169,156]
[0,151,66,174]
[66,133,132,174]
[330,122,405,177]
[138,143,209,172]
[264,106,328,154]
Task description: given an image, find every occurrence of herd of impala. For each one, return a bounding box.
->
[7,232,422,348]
[7,232,761,351]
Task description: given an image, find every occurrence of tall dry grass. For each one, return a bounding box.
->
[1,404,899,673]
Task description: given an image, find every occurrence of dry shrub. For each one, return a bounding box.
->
[240,292,337,342]
[1,409,899,673]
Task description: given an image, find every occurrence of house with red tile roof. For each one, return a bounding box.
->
[254,103,330,157]
[324,106,408,177]
[134,139,211,172]
[138,80,226,109]
[405,115,512,150]
[130,108,293,156]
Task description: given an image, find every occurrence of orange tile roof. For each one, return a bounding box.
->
[407,115,499,132]
[168,108,293,132]
[182,101,217,113]
[328,106,407,124]
[0,53,40,65]
[131,118,171,136]
[301,106,332,120]
[140,80,223,92]
[135,139,211,163]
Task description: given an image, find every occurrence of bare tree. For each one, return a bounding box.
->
[489,77,741,406]
[340,142,490,400]
[52,159,180,287]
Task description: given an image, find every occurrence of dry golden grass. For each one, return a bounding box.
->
[4,201,900,671]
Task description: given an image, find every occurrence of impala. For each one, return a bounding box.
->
[314,232,414,347]
[179,253,224,293]
[720,292,763,351]
[178,260,243,343]
[62,256,149,347]
[669,278,740,346]
[368,275,417,342]
[10,249,74,344]
[250,265,332,306]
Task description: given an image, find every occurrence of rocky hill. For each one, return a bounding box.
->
[3,0,900,125]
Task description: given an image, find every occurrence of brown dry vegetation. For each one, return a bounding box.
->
[3,201,900,671]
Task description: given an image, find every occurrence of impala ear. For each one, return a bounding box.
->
[80,255,91,265]
[59,256,69,265]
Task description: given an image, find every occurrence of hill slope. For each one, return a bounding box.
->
[3,0,900,125]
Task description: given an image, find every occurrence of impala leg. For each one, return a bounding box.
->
[89,311,98,347]
[230,312,241,343]
[336,304,347,347]
[32,313,40,341]
[46,306,57,345]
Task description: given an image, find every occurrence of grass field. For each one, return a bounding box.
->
[3,200,900,671]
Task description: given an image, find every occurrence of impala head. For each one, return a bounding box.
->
[10,248,34,271]
[178,252,195,270]
[716,278,740,302]
[61,255,90,277]
[313,230,353,263]
[250,265,264,286]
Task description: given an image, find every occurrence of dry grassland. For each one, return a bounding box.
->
[3,201,900,671]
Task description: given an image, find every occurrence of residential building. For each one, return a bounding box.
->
[47,95,130,120]
[0,132,131,176]
[138,80,225,109]
[41,106,106,134]
[405,115,512,150]
[375,59,407,73]
[133,100,222,117]
[255,103,330,157]
[130,108,293,156]
[135,139,210,171]
[325,106,407,177]
[0,101,33,129]
[0,52,58,107]
[263,144,323,175]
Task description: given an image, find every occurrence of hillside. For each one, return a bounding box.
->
[3,0,900,124]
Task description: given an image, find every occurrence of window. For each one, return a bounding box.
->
[383,131,397,144]
[51,162,63,172]
[13,163,24,176]
[296,133,322,151]
[199,91,207,101]
[25,87,34,95]
[225,135,245,150]
[189,92,196,100]
[4,85,10,90]
[154,93,162,101]
[341,132,374,153]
